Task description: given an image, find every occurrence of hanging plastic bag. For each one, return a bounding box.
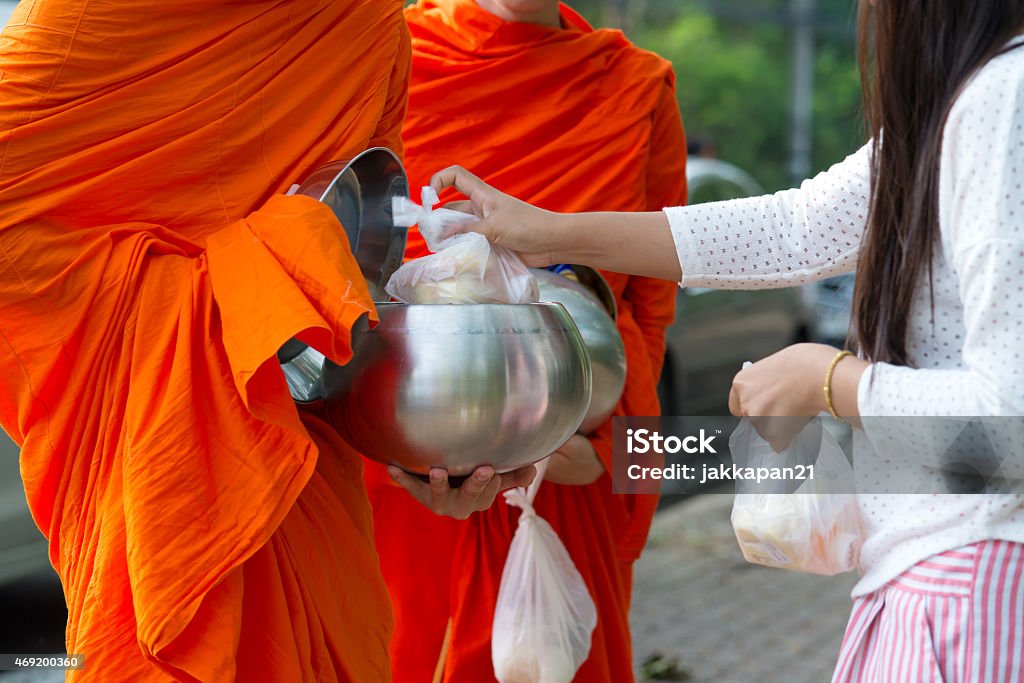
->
[729,418,863,576]
[492,460,597,683]
[387,187,539,304]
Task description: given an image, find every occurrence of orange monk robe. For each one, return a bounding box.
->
[364,1,686,680]
[0,2,410,680]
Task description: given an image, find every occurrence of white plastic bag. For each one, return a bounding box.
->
[730,418,863,575]
[387,187,539,304]
[492,460,597,683]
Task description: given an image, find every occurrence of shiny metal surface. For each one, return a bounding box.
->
[571,265,618,321]
[533,268,627,434]
[321,302,592,476]
[295,147,409,301]
[281,345,327,403]
[279,147,409,403]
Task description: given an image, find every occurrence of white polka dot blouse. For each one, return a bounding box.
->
[665,41,1024,595]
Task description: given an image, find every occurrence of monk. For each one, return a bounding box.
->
[0,2,531,680]
[365,1,687,680]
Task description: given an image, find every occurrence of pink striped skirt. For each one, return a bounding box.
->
[832,540,1024,683]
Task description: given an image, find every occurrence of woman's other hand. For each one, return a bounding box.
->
[729,343,867,450]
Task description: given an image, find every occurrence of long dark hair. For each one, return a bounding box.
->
[852,1,1024,364]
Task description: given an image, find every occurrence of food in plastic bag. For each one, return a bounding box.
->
[492,460,597,683]
[387,187,539,304]
[730,418,863,575]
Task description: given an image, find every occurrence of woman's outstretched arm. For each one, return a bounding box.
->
[430,144,871,288]
[429,165,682,279]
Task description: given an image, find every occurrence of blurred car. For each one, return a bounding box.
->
[0,432,50,586]
[807,273,855,348]
[658,158,814,416]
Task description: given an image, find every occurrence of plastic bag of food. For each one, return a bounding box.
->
[387,187,539,304]
[492,461,597,683]
[730,418,862,575]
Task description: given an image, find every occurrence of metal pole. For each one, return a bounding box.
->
[790,0,815,185]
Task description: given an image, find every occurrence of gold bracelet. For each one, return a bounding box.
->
[823,350,853,421]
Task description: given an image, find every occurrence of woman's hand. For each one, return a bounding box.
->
[387,464,537,520]
[429,166,564,267]
[729,343,867,450]
[729,343,833,417]
[544,434,605,486]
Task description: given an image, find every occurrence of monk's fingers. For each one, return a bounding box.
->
[389,463,530,519]
[428,467,494,520]
[459,466,496,497]
[426,467,452,508]
[446,466,497,518]
[463,470,505,517]
[498,464,537,492]
[518,464,539,488]
[390,465,488,519]
[387,465,433,508]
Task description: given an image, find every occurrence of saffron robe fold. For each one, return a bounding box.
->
[0,1,410,680]
[365,2,686,680]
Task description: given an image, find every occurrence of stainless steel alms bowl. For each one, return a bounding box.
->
[533,267,627,434]
[279,147,409,403]
[296,148,409,301]
[320,302,593,476]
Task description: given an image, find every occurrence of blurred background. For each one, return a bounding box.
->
[570,0,863,193]
[560,0,864,417]
[0,2,863,681]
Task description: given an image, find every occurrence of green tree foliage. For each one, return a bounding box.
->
[571,0,864,191]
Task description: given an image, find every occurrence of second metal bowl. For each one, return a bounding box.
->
[533,267,627,434]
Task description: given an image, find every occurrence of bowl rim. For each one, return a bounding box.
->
[300,147,405,203]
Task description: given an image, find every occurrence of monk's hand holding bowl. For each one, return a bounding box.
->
[544,434,604,486]
[386,464,537,520]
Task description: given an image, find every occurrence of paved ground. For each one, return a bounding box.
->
[1,493,858,683]
[630,493,858,683]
